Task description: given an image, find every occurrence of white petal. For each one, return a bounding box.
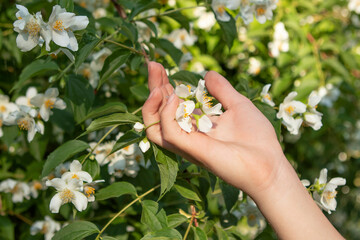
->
[69,16,89,30]
[26,87,38,98]
[292,101,307,113]
[284,91,297,103]
[40,105,50,122]
[46,178,65,190]
[54,98,66,110]
[308,91,322,107]
[178,117,192,133]
[52,29,70,48]
[204,103,223,115]
[70,160,82,172]
[67,31,78,51]
[72,191,88,211]
[30,94,45,107]
[198,115,213,133]
[134,122,144,132]
[301,179,310,187]
[328,177,346,186]
[319,168,328,185]
[49,193,63,213]
[77,171,93,183]
[175,84,191,98]
[16,32,38,52]
[139,140,150,153]
[45,88,59,98]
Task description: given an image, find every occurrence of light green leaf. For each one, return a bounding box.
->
[141,228,182,240]
[219,180,239,213]
[174,179,202,201]
[95,182,137,200]
[167,214,188,228]
[41,140,90,177]
[151,38,183,66]
[59,0,74,11]
[83,159,100,179]
[80,102,127,123]
[11,60,58,92]
[52,221,99,240]
[111,130,144,154]
[192,227,208,240]
[215,226,229,240]
[170,71,202,86]
[166,11,190,31]
[141,200,165,231]
[129,0,160,20]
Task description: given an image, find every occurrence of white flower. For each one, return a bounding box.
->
[194,7,216,30]
[15,87,38,107]
[92,7,107,19]
[248,57,261,75]
[62,160,93,183]
[268,22,289,57]
[260,84,275,107]
[134,122,144,132]
[83,180,104,202]
[197,115,213,133]
[349,0,360,14]
[166,29,197,49]
[276,92,306,135]
[13,5,51,52]
[30,216,61,240]
[253,1,276,24]
[0,95,19,119]
[78,63,100,88]
[89,141,117,166]
[301,179,311,187]
[90,48,112,72]
[304,91,323,130]
[29,180,45,198]
[46,177,88,213]
[176,100,195,133]
[212,0,241,22]
[239,3,254,25]
[313,169,346,214]
[139,138,150,152]
[195,80,223,116]
[0,179,31,203]
[4,106,41,142]
[108,154,127,177]
[175,84,195,99]
[31,88,66,122]
[48,5,89,51]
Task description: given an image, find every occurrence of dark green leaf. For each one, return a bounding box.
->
[80,102,127,123]
[216,14,237,49]
[220,180,240,213]
[0,216,14,240]
[151,38,183,66]
[167,214,188,228]
[170,71,202,86]
[52,221,99,240]
[59,0,74,11]
[253,101,281,140]
[11,60,58,92]
[83,159,100,179]
[129,0,160,20]
[215,226,229,240]
[174,179,202,201]
[139,19,158,38]
[41,140,89,177]
[95,182,137,200]
[111,130,144,154]
[141,228,182,240]
[192,227,208,240]
[141,200,165,231]
[130,84,149,101]
[166,11,190,31]
[75,33,101,69]
[121,21,138,43]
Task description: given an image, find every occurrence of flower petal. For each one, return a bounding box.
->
[49,193,63,213]
[72,191,88,211]
[198,115,213,133]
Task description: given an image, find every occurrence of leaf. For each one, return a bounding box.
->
[323,58,351,81]
[102,237,120,240]
[151,38,183,66]
[41,140,90,177]
[215,226,229,240]
[83,159,100,179]
[216,14,237,49]
[219,180,240,213]
[95,182,137,200]
[81,113,141,137]
[153,145,179,199]
[52,221,99,240]
[167,214,188,228]
[0,216,14,240]
[80,102,127,123]
[29,136,48,161]
[59,0,74,11]
[174,179,202,201]
[111,130,144,154]
[130,84,149,101]
[141,228,182,240]
[99,49,130,88]
[11,60,58,92]
[121,21,138,43]
[166,11,190,31]
[192,227,208,240]
[141,200,166,231]
[75,33,101,69]
[129,0,161,20]
[170,71,203,86]
[139,19,158,37]
[253,101,282,140]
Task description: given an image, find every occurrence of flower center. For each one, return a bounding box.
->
[187,85,192,93]
[53,20,65,31]
[203,93,214,108]
[84,186,95,197]
[135,154,142,163]
[17,119,30,130]
[33,182,43,190]
[123,145,130,151]
[0,119,2,127]
[60,189,75,203]
[41,223,48,234]
[0,105,6,112]
[217,5,225,15]
[18,17,22,20]
[256,7,266,16]
[183,104,190,118]
[324,191,337,203]
[180,33,186,41]
[45,99,55,109]
[80,1,87,7]
[248,213,256,221]
[285,105,295,114]
[26,19,41,37]
[82,68,91,78]
[71,174,79,179]
[264,94,271,101]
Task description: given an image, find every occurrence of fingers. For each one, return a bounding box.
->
[204,71,249,110]
[142,87,162,144]
[148,62,164,91]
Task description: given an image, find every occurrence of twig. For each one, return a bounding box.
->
[111,0,127,19]
[8,210,33,225]
[103,39,145,56]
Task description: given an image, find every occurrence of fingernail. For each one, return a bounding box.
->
[167,93,175,104]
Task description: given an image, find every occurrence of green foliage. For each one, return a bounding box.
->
[95,182,137,200]
[52,221,99,240]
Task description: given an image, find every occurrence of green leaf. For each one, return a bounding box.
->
[129,0,160,20]
[139,19,158,37]
[174,179,202,201]
[83,159,100,179]
[41,140,90,177]
[220,180,239,213]
[141,228,182,240]
[95,182,137,200]
[111,130,144,154]
[75,33,101,69]
[0,216,14,240]
[167,214,188,228]
[102,237,120,240]
[216,14,237,49]
[65,74,95,123]
[153,145,179,199]
[121,21,138,43]
[141,200,166,231]
[52,221,99,240]
[81,113,141,137]
[59,0,74,11]
[29,136,48,161]
[192,227,208,240]
[151,38,183,66]
[215,226,229,240]
[253,101,282,140]
[323,58,351,81]
[11,60,58,92]
[130,84,149,101]
[166,11,190,31]
[170,71,202,86]
[99,49,130,88]
[80,102,127,123]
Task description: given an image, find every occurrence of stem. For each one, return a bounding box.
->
[53,62,74,83]
[8,210,33,225]
[81,125,119,164]
[131,106,143,115]
[183,211,195,240]
[145,120,160,130]
[136,5,206,21]
[0,23,13,28]
[95,184,160,240]
[103,39,144,56]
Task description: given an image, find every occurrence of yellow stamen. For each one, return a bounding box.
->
[80,1,87,7]
[18,119,30,130]
[324,191,337,203]
[123,146,130,151]
[41,224,48,234]
[285,105,295,114]
[60,189,75,203]
[0,119,2,127]
[26,20,41,37]
[135,155,142,163]
[248,213,256,221]
[187,85,191,92]
[84,186,95,197]
[18,17,23,20]
[45,99,55,109]
[256,7,266,16]
[82,69,91,79]
[71,174,79,179]
[264,94,271,101]
[180,33,186,41]
[217,5,225,15]
[53,20,65,31]
[0,105,6,112]
[33,182,43,190]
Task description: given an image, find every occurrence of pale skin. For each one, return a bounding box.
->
[142,62,344,240]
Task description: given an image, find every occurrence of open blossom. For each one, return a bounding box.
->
[13,5,51,52]
[175,84,195,99]
[304,91,323,131]
[15,87,38,107]
[46,177,88,213]
[313,169,346,214]
[212,0,241,22]
[348,0,360,14]
[176,100,195,133]
[0,95,19,119]
[29,180,46,198]
[268,22,289,57]
[260,84,275,107]
[276,92,306,135]
[83,180,104,202]
[248,57,261,75]
[254,0,277,24]
[62,160,93,183]
[30,88,66,122]
[194,7,216,30]
[195,80,223,116]
[0,179,31,203]
[30,216,61,240]
[166,29,197,49]
[48,5,89,51]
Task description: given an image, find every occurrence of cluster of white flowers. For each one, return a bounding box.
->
[165,28,198,50]
[46,160,103,213]
[174,80,223,133]
[13,4,89,52]
[268,22,289,57]
[89,133,149,179]
[1,87,66,142]
[302,168,346,214]
[211,0,278,24]
[30,216,61,240]
[0,179,45,203]
[348,0,360,14]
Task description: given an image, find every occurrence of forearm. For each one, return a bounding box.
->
[252,156,344,240]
